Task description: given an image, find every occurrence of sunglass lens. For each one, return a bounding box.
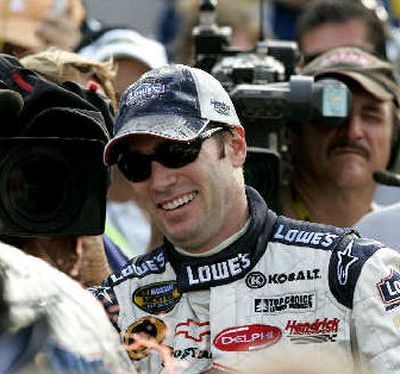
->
[160,141,202,168]
[117,153,151,183]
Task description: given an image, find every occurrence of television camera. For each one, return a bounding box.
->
[193,0,352,212]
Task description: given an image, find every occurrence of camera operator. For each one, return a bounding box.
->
[91,64,400,374]
[0,53,125,286]
[282,46,400,227]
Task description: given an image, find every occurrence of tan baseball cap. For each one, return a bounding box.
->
[0,0,85,51]
[301,47,400,106]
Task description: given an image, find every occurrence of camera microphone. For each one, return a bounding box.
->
[0,89,24,119]
[373,170,400,187]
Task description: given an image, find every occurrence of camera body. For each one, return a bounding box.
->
[0,138,107,236]
[0,54,113,236]
[193,0,351,212]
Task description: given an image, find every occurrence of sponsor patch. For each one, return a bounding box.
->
[377,269,400,311]
[246,271,267,289]
[285,317,339,344]
[110,251,166,285]
[255,293,315,314]
[125,83,166,106]
[337,240,358,286]
[133,281,181,314]
[266,269,321,284]
[175,319,210,343]
[186,253,251,286]
[210,99,231,116]
[273,224,339,248]
[173,348,212,360]
[124,316,167,360]
[214,324,282,351]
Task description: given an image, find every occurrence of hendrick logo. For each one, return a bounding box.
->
[285,317,339,344]
[255,293,315,314]
[210,99,231,116]
[273,224,338,248]
[246,272,267,289]
[214,324,281,351]
[377,269,400,311]
[186,253,251,285]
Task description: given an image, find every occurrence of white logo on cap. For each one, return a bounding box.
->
[125,83,166,106]
[319,50,372,69]
[9,0,25,12]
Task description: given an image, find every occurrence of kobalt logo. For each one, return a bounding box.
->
[267,269,321,284]
[273,224,338,247]
[186,253,251,285]
[214,324,282,351]
[246,272,267,289]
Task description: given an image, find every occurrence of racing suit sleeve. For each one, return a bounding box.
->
[352,245,400,373]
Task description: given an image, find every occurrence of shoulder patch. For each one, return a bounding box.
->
[270,216,352,250]
[329,236,383,308]
[107,247,168,286]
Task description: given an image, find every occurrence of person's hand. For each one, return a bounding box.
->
[23,235,111,287]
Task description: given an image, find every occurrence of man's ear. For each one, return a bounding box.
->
[228,125,247,167]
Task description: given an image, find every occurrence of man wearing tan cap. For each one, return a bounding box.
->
[0,0,85,56]
[282,46,400,227]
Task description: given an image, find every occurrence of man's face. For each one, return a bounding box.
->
[291,87,394,189]
[124,130,246,252]
[300,18,372,62]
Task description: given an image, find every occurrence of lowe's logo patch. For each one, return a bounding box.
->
[273,224,338,248]
[377,269,400,311]
[126,83,166,105]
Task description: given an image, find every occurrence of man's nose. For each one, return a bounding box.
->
[149,161,178,191]
[338,113,364,139]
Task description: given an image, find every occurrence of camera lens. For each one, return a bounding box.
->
[0,146,81,233]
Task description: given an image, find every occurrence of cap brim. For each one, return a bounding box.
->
[315,70,394,101]
[104,114,209,165]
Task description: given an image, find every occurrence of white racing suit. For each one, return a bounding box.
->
[92,187,400,374]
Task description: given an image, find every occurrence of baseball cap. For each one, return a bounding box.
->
[104,64,240,165]
[0,0,85,51]
[301,47,400,106]
[78,28,168,69]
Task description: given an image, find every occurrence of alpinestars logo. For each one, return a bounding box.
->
[337,240,358,285]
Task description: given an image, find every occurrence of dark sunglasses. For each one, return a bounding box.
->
[117,127,226,183]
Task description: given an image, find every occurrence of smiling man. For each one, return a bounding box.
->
[90,64,400,374]
[283,46,400,227]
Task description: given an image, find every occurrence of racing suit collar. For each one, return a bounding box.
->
[165,187,277,292]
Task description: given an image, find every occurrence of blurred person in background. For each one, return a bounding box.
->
[0,0,86,56]
[172,0,259,65]
[296,0,388,64]
[78,27,169,255]
[0,242,133,373]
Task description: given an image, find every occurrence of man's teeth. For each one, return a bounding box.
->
[161,192,197,211]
